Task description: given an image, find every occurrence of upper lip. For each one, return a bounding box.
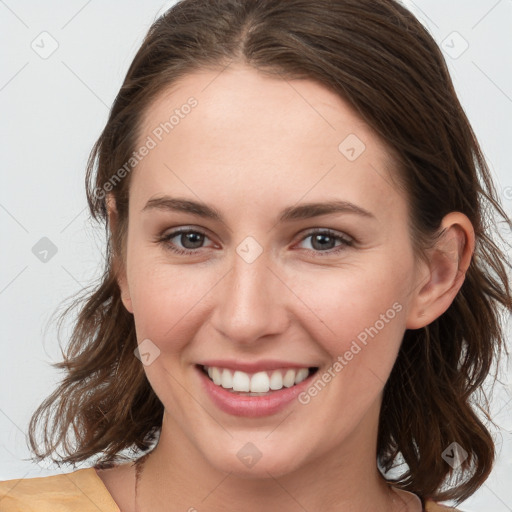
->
[196,360,319,373]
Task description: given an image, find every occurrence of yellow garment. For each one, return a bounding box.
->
[0,469,119,512]
[0,467,461,511]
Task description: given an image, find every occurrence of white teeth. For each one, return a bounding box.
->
[295,368,309,384]
[250,371,270,393]
[204,366,313,393]
[283,369,296,388]
[269,370,283,390]
[221,369,233,389]
[232,371,250,392]
[212,367,222,386]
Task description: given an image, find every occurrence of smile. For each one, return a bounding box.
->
[201,365,317,394]
[196,360,321,416]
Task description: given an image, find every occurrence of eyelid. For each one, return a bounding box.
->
[157,226,355,257]
[292,228,355,256]
[296,227,354,245]
[158,226,216,247]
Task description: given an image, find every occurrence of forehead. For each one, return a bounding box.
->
[132,64,404,219]
[140,64,384,155]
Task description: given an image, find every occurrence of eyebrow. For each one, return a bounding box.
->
[142,196,375,222]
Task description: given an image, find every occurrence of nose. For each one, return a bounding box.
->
[210,247,290,347]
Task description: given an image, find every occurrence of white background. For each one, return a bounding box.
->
[1,1,511,510]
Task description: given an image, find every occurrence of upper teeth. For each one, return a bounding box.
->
[205,366,310,393]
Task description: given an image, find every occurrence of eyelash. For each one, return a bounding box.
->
[156,227,354,257]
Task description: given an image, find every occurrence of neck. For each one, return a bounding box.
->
[135,409,404,512]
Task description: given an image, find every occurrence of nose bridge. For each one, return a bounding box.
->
[213,244,288,344]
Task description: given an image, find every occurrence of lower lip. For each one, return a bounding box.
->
[196,366,317,418]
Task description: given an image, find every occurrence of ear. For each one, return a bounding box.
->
[406,212,475,330]
[106,194,133,314]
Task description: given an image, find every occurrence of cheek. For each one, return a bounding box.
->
[288,258,412,374]
[288,266,411,435]
[126,253,215,350]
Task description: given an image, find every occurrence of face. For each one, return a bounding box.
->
[116,64,427,478]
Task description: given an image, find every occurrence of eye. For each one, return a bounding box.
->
[157,228,214,255]
[156,227,354,257]
[297,229,354,256]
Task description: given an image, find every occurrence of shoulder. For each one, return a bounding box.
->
[425,499,465,511]
[0,467,120,511]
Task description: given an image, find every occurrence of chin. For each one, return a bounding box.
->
[203,441,310,480]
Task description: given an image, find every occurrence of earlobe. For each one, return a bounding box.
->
[120,290,134,314]
[107,194,133,315]
[117,272,134,314]
[406,212,475,330]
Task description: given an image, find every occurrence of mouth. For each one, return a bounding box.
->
[198,364,319,396]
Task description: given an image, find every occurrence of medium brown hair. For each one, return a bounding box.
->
[28,0,511,505]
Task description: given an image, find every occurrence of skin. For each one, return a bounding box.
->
[98,64,474,512]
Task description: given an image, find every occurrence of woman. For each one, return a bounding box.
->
[1,0,510,510]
